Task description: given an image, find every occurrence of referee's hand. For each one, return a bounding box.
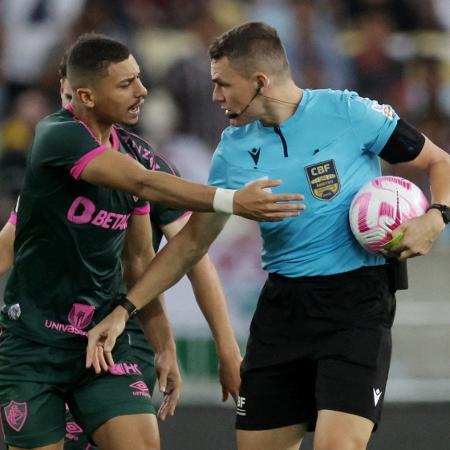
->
[86,306,128,373]
[234,179,305,222]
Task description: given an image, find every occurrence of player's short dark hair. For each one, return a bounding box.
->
[208,22,290,78]
[67,33,130,88]
[58,50,69,79]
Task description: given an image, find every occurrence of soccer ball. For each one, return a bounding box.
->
[349,176,429,254]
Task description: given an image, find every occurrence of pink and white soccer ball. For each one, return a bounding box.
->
[349,176,429,254]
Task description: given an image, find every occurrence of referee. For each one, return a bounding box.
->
[87,22,450,450]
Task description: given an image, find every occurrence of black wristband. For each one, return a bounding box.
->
[427,204,450,225]
[116,295,138,319]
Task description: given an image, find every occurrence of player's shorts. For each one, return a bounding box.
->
[236,265,396,431]
[0,332,156,449]
[64,348,156,450]
[64,344,157,450]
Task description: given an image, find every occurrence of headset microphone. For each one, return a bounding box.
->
[226,84,261,119]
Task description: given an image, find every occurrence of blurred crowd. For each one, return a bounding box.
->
[1,0,450,225]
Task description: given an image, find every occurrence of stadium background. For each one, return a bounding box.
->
[0,0,449,448]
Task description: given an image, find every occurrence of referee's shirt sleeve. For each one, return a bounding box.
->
[208,143,229,188]
[346,92,399,155]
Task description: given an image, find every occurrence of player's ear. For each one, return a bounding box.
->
[76,88,95,108]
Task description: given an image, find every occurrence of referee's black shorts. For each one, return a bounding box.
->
[236,265,396,432]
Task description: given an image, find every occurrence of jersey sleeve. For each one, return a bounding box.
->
[346,91,399,155]
[150,153,188,226]
[132,202,150,215]
[30,119,107,180]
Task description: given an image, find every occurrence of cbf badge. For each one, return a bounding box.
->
[305,159,340,200]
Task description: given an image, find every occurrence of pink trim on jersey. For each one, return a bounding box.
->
[64,104,100,144]
[153,151,177,175]
[133,204,151,215]
[173,210,192,223]
[8,212,17,225]
[70,145,108,180]
[65,105,120,152]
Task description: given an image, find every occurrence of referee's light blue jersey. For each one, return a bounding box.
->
[208,89,399,277]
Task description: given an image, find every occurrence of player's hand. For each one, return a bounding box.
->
[384,210,445,261]
[218,349,242,403]
[233,179,305,222]
[155,350,182,420]
[86,306,128,373]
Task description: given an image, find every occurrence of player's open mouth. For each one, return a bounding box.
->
[129,100,144,115]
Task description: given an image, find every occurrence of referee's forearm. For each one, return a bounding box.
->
[128,232,205,310]
[138,171,216,212]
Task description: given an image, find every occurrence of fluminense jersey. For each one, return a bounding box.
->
[1,106,150,348]
[208,89,399,277]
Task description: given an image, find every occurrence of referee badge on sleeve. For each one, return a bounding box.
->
[305,159,340,200]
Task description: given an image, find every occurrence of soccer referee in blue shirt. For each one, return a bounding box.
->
[88,21,450,450]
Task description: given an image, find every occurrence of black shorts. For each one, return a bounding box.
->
[236,266,396,431]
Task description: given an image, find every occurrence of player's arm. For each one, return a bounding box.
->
[383,129,450,260]
[161,215,242,403]
[121,213,181,419]
[0,215,16,275]
[87,212,229,368]
[79,149,305,221]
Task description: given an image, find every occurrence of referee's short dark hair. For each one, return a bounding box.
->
[66,33,130,88]
[209,22,290,78]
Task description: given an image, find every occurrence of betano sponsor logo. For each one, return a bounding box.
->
[67,196,130,230]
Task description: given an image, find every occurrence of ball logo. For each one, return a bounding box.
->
[68,303,95,330]
[4,401,28,432]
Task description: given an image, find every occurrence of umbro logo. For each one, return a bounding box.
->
[373,388,382,406]
[248,147,261,168]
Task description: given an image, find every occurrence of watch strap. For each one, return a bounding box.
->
[116,295,138,318]
[427,203,449,225]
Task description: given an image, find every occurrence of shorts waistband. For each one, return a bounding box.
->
[268,265,387,284]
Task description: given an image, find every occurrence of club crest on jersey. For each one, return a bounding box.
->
[68,303,95,329]
[305,159,340,200]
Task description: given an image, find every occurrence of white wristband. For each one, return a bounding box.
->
[213,188,236,214]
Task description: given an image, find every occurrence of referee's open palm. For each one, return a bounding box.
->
[234,179,306,221]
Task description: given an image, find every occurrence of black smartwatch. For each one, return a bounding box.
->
[117,295,138,319]
[427,203,450,225]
